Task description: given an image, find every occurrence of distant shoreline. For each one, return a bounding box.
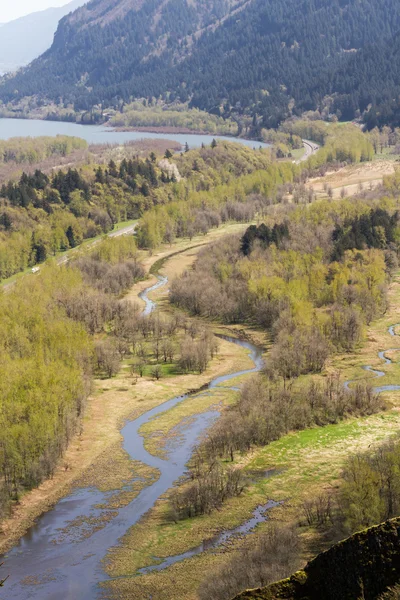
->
[106,124,236,136]
[0,115,263,142]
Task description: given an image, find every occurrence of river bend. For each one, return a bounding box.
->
[1,273,263,599]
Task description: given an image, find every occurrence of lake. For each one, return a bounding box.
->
[0,118,269,149]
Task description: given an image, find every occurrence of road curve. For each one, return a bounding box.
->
[296,139,320,164]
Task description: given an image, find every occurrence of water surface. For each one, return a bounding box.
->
[0,118,270,149]
[1,275,265,599]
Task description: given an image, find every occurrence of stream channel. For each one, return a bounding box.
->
[4,268,400,599]
[344,324,400,393]
[2,272,266,599]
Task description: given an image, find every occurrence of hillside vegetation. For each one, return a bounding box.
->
[162,165,400,599]
[233,432,400,599]
[0,235,146,517]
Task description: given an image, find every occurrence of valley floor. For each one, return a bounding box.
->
[3,156,400,599]
[100,250,400,600]
[0,223,252,556]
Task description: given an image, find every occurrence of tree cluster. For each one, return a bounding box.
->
[338,435,400,533]
[332,208,398,261]
[200,375,383,464]
[170,462,246,520]
[198,525,300,600]
[241,223,289,256]
[0,235,146,516]
[0,267,92,517]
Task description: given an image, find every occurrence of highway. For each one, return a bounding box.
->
[2,222,138,289]
[296,139,320,163]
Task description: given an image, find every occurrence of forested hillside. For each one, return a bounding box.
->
[0,140,281,280]
[2,0,400,127]
[0,121,372,283]
[0,235,145,517]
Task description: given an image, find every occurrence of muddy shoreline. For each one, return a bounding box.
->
[1,272,264,599]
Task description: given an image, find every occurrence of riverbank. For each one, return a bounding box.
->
[0,117,271,149]
[100,270,400,600]
[105,124,266,146]
[2,211,400,598]
[0,223,252,556]
[106,124,234,136]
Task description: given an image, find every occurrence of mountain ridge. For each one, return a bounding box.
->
[1,0,400,127]
[0,0,87,74]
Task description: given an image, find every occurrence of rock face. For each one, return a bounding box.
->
[234,518,400,600]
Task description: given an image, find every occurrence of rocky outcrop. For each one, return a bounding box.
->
[234,518,400,600]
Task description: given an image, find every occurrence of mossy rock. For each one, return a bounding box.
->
[234,518,400,600]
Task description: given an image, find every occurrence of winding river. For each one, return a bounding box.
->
[345,324,400,393]
[4,265,399,598]
[1,273,264,599]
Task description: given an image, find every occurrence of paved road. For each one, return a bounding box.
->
[296,139,320,163]
[108,223,138,238]
[3,222,138,289]
[57,223,138,266]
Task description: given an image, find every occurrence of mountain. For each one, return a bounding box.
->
[0,0,87,75]
[1,0,400,126]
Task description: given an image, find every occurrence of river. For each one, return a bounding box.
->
[345,324,400,393]
[1,273,264,599]
[0,118,269,149]
[3,266,399,598]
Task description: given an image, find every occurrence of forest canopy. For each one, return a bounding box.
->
[2,0,400,128]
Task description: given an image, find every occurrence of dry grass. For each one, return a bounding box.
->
[309,160,395,199]
[0,222,251,555]
[7,214,400,600]
[101,269,400,600]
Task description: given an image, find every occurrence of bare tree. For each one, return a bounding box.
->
[151,364,163,380]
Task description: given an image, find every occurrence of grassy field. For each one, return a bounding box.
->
[0,222,253,555]
[100,270,400,600]
[308,159,396,200]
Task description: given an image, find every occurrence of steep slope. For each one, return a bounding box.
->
[0,0,87,74]
[1,0,400,125]
[234,518,400,600]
